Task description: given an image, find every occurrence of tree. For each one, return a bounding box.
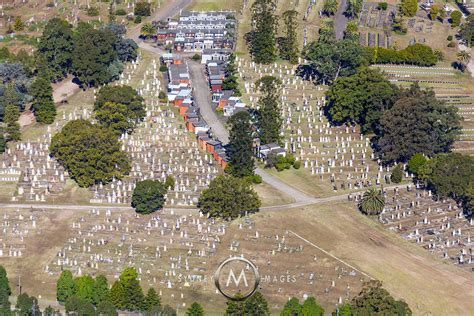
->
[15,293,40,315]
[0,131,5,154]
[377,2,388,10]
[358,187,385,215]
[407,153,427,175]
[456,50,471,72]
[0,266,11,296]
[325,68,397,133]
[332,303,352,316]
[165,175,175,190]
[50,120,130,187]
[222,54,241,95]
[0,287,10,316]
[345,0,363,18]
[135,2,151,16]
[249,0,278,64]
[29,76,56,124]
[75,275,96,304]
[94,275,109,305]
[450,10,462,27]
[225,298,244,315]
[400,0,418,17]
[95,85,145,123]
[107,281,126,310]
[198,175,261,220]
[43,306,61,316]
[56,270,76,303]
[65,296,96,315]
[131,180,167,214]
[227,111,255,178]
[4,104,21,141]
[119,267,145,311]
[460,15,474,47]
[36,18,74,82]
[255,76,283,144]
[279,10,300,64]
[422,153,474,200]
[97,301,118,316]
[350,280,412,315]
[281,297,302,316]
[374,84,461,163]
[391,164,403,183]
[244,292,270,315]
[322,0,338,16]
[95,102,134,135]
[72,28,117,87]
[141,23,157,39]
[13,17,25,32]
[301,297,324,316]
[161,305,177,316]
[105,23,138,62]
[429,5,439,20]
[186,302,204,316]
[302,39,366,84]
[144,288,161,311]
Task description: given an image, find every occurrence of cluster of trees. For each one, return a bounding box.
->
[400,0,418,17]
[345,0,364,18]
[325,68,461,164]
[131,179,168,214]
[366,43,441,67]
[134,2,152,17]
[36,18,137,87]
[266,153,301,171]
[409,152,473,213]
[322,0,338,16]
[460,15,474,47]
[57,268,176,315]
[281,296,324,315]
[50,119,130,187]
[93,85,145,136]
[247,0,300,64]
[222,53,241,96]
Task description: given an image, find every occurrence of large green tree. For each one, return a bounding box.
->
[95,85,145,122]
[15,293,40,315]
[374,85,461,163]
[119,267,146,311]
[56,270,76,303]
[65,296,96,315]
[460,15,474,47]
[325,68,397,133]
[29,76,56,124]
[303,39,366,84]
[279,10,299,64]
[95,101,134,135]
[36,18,74,82]
[50,119,130,187]
[94,275,109,306]
[72,27,117,87]
[301,297,324,315]
[249,0,278,64]
[144,288,161,311]
[0,266,11,296]
[4,103,21,141]
[281,297,302,316]
[198,175,261,220]
[401,0,418,17]
[186,302,204,316]
[244,292,270,315]
[107,281,126,310]
[131,179,167,214]
[255,76,283,144]
[75,275,96,304]
[227,111,255,178]
[97,301,118,316]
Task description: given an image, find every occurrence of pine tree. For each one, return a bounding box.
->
[244,292,270,315]
[4,104,21,141]
[186,302,204,316]
[56,270,76,303]
[281,297,302,316]
[301,297,324,316]
[94,275,109,305]
[0,131,6,154]
[0,287,10,315]
[108,281,126,310]
[280,10,299,64]
[225,299,245,315]
[391,164,403,183]
[227,111,255,178]
[255,76,283,144]
[75,275,96,304]
[119,267,145,311]
[144,288,161,311]
[30,76,56,124]
[250,0,278,64]
[0,266,11,296]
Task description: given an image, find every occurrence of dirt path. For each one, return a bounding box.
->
[52,77,80,104]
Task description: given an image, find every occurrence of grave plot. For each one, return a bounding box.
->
[89,54,220,206]
[46,207,230,309]
[0,209,40,258]
[375,185,473,272]
[210,215,372,312]
[236,57,386,196]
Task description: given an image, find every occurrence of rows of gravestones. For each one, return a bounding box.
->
[0,56,143,203]
[89,57,220,205]
[358,2,396,29]
[46,208,228,308]
[373,185,473,272]
[222,217,370,309]
[0,209,39,258]
[236,57,387,192]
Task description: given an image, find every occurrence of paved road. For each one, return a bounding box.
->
[334,0,348,40]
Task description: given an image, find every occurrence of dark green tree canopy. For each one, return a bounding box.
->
[30,75,56,124]
[131,179,168,214]
[248,0,278,64]
[198,175,261,220]
[186,302,204,316]
[227,111,255,178]
[56,270,76,303]
[50,119,130,187]
[95,85,145,122]
[255,75,283,144]
[325,68,397,133]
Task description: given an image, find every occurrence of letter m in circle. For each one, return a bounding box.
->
[226,268,248,287]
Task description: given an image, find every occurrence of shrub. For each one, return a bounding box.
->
[252,174,263,184]
[159,65,168,72]
[447,35,453,41]
[377,2,388,10]
[134,2,151,16]
[158,91,167,100]
[86,7,100,16]
[450,11,462,27]
[448,41,456,47]
[275,163,286,171]
[391,164,403,183]
[134,16,142,24]
[293,160,301,169]
[191,53,201,61]
[115,8,127,16]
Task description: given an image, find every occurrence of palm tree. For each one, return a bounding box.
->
[322,0,338,16]
[358,187,385,215]
[457,50,472,65]
[140,23,156,39]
